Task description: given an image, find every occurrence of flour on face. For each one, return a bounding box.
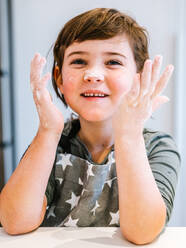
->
[84,69,104,81]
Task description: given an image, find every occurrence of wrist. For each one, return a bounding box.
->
[113,124,144,139]
[114,129,145,152]
[37,126,62,143]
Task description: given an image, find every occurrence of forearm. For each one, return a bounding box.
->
[0,129,60,233]
[114,129,166,245]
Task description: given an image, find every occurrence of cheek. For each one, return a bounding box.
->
[109,72,134,95]
[61,71,77,94]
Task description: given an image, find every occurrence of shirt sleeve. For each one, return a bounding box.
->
[145,130,181,225]
[45,163,56,207]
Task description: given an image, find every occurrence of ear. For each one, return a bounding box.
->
[54,66,64,94]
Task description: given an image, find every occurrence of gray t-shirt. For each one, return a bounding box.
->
[41,118,181,227]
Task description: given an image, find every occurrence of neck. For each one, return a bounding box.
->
[77,117,114,152]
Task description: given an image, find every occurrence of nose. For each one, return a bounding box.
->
[83,70,104,83]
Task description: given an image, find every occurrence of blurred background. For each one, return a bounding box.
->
[0,0,185,226]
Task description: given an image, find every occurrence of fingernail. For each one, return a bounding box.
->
[168,64,174,72]
[165,65,174,75]
[137,73,140,80]
[35,53,40,57]
[156,55,163,63]
[146,59,152,65]
[41,57,46,64]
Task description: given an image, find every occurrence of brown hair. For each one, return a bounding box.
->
[52,8,149,108]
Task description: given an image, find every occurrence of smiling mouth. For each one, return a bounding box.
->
[80,93,109,98]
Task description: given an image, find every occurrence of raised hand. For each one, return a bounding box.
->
[112,55,174,133]
[30,53,64,135]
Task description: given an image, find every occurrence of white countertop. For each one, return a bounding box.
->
[0,227,186,248]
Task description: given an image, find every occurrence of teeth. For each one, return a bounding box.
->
[84,93,105,97]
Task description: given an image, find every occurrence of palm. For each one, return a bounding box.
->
[30,53,64,134]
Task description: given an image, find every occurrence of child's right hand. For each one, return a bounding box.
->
[30,53,64,136]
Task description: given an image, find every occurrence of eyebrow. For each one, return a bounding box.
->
[67,51,88,57]
[67,51,127,59]
[103,52,127,59]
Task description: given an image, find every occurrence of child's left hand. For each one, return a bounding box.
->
[112,55,174,134]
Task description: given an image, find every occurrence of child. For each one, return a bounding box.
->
[0,8,180,245]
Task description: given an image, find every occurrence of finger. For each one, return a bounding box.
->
[148,55,163,96]
[138,59,152,100]
[33,56,46,81]
[151,64,174,99]
[40,72,51,88]
[30,72,51,94]
[30,53,41,80]
[152,95,170,113]
[33,87,52,107]
[126,73,140,106]
[32,73,51,100]
[30,53,46,86]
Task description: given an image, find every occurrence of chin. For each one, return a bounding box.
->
[79,111,111,123]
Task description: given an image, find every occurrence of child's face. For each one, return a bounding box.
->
[58,34,137,122]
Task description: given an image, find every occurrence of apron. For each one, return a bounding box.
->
[43,151,120,227]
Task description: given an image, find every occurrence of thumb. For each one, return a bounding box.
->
[152,95,170,112]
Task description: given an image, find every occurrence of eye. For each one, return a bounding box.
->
[106,60,122,66]
[70,59,86,65]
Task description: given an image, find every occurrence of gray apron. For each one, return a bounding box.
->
[44,151,119,227]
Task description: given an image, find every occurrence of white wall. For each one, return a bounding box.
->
[169,0,186,227]
[11,0,184,225]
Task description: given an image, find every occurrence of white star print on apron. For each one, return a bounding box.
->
[44,151,120,227]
